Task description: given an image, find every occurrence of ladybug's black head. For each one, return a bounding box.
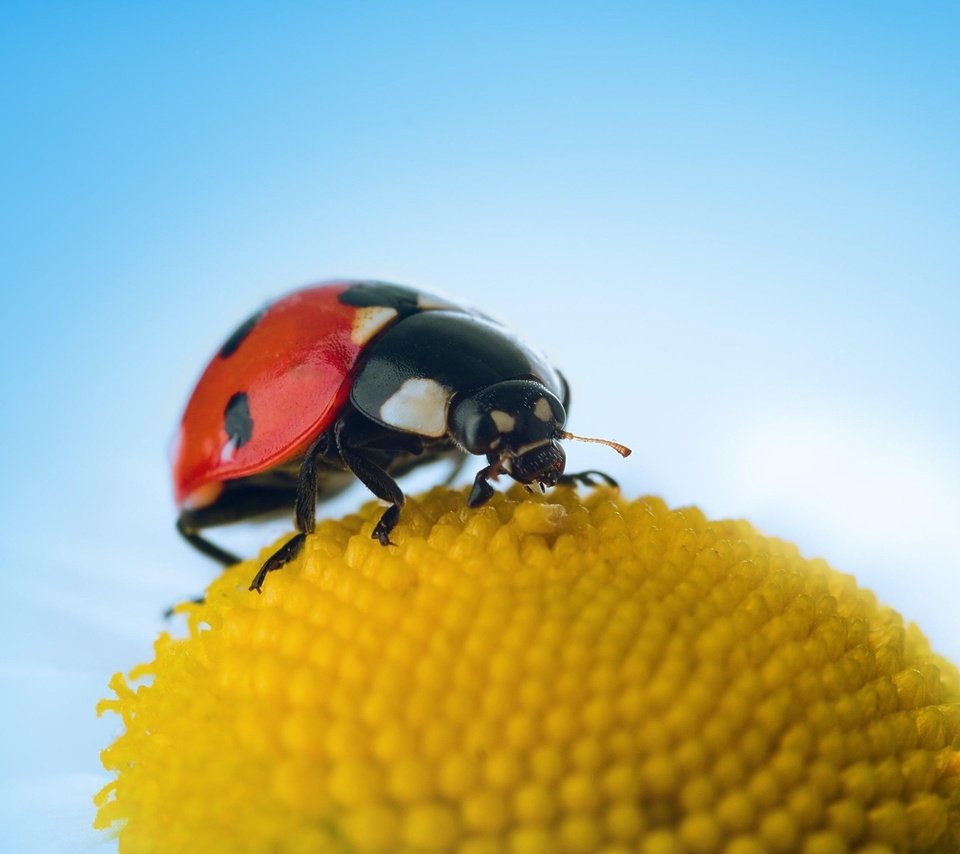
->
[449,379,567,488]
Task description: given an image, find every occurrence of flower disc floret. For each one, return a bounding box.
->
[96,487,960,852]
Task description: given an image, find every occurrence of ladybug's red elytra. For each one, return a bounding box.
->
[173,281,631,592]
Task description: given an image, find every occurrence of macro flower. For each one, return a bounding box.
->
[95,486,960,852]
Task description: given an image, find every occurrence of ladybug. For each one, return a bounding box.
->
[173,281,631,592]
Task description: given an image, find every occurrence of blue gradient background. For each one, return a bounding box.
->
[2,4,958,850]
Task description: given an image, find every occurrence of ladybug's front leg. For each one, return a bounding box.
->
[467,465,496,508]
[467,451,509,508]
[557,470,620,489]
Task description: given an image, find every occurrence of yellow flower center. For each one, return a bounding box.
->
[95,487,960,852]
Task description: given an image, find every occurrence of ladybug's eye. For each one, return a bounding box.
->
[473,416,502,452]
[449,396,505,454]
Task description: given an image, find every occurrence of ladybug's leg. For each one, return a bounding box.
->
[249,434,332,593]
[177,514,242,566]
[177,481,297,566]
[293,433,336,535]
[248,533,308,593]
[334,417,406,546]
[467,450,511,507]
[467,465,497,508]
[557,470,620,489]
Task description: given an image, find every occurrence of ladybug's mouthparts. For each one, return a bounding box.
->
[507,439,566,486]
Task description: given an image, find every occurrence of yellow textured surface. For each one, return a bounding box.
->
[95,487,960,852]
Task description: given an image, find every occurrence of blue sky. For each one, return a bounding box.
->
[1,3,958,850]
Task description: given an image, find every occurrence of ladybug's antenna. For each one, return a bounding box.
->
[559,431,632,458]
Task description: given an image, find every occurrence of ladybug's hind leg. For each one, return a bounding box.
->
[178,480,298,567]
[175,480,297,611]
[177,514,242,566]
[177,489,286,566]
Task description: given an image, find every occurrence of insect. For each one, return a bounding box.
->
[172,281,631,592]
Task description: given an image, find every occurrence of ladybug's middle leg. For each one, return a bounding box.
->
[334,416,407,546]
[467,464,497,508]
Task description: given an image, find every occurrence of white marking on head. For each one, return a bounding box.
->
[351,306,398,346]
[380,378,451,437]
[490,410,516,433]
[490,437,501,449]
[534,396,553,422]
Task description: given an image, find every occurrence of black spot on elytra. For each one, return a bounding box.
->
[338,282,425,317]
[219,308,266,359]
[224,392,253,448]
